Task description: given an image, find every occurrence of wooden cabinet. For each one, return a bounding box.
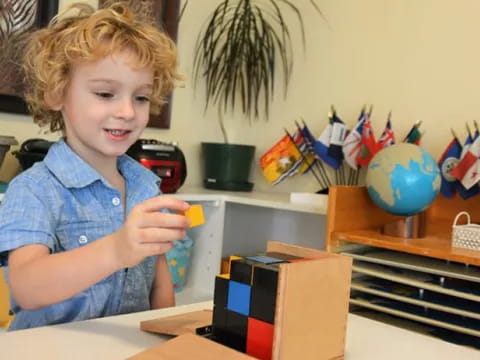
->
[326,186,480,348]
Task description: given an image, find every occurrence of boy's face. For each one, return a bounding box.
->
[57,51,154,165]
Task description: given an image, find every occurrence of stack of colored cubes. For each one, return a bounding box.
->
[212,253,305,360]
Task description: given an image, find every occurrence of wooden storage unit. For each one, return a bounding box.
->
[137,242,353,360]
[326,186,480,347]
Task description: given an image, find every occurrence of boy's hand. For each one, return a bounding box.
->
[111,196,190,269]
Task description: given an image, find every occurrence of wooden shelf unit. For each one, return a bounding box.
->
[326,186,480,265]
[326,186,480,347]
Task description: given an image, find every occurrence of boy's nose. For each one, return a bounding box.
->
[115,99,135,120]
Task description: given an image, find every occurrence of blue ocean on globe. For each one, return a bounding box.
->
[366,143,441,216]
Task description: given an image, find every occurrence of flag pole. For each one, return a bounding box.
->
[328,110,340,185]
[348,166,355,185]
[451,128,460,143]
[331,105,346,185]
[330,104,345,185]
[367,104,374,118]
[466,122,472,139]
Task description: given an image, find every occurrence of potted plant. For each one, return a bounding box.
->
[184,0,323,191]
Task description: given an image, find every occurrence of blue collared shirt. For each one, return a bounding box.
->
[0,139,162,330]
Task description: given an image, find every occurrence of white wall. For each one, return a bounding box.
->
[1,0,480,193]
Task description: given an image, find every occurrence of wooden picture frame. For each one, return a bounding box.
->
[0,0,59,115]
[99,0,181,129]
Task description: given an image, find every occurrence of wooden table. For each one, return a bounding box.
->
[0,301,477,359]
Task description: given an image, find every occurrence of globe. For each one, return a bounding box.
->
[365,143,441,216]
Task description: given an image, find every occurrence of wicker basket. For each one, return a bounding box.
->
[452,211,480,251]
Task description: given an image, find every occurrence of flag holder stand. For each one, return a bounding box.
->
[381,212,426,238]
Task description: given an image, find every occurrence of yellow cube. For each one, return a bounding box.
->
[183,204,205,228]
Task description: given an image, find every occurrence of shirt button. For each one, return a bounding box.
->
[112,197,121,206]
[78,235,88,244]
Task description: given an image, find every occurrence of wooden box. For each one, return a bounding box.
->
[138,242,352,360]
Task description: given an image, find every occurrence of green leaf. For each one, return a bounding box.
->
[191,0,322,120]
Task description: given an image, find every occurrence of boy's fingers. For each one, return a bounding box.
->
[143,242,174,257]
[139,228,187,244]
[139,196,190,213]
[138,212,190,229]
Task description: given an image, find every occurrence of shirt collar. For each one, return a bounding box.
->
[44,139,160,189]
[118,152,161,193]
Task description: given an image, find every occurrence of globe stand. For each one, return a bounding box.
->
[381,212,426,238]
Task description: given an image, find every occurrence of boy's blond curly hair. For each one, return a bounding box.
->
[23,2,180,133]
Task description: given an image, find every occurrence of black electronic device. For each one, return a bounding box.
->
[127,139,187,193]
[13,138,54,170]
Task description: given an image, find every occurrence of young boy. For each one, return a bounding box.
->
[0,3,190,330]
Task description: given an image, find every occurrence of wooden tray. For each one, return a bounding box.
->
[343,249,480,283]
[351,278,480,320]
[129,333,254,359]
[140,310,212,336]
[352,262,480,302]
[350,298,480,338]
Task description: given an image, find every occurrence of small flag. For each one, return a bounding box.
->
[451,136,480,190]
[291,129,317,175]
[437,137,461,198]
[301,124,317,148]
[404,121,422,145]
[314,118,340,169]
[377,113,395,150]
[456,132,480,199]
[356,114,377,168]
[260,134,303,185]
[342,109,366,170]
[327,111,346,169]
[300,122,332,187]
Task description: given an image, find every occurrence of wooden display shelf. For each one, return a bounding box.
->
[326,186,480,346]
[326,186,480,266]
[332,228,480,266]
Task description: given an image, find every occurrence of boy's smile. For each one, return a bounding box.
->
[56,51,154,172]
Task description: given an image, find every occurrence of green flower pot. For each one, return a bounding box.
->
[201,142,255,191]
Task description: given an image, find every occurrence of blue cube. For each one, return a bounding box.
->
[227,280,251,316]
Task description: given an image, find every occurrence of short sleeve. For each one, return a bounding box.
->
[0,178,56,266]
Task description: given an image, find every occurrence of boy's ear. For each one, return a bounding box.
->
[44,91,63,111]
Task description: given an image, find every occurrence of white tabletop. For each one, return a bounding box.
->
[0,301,477,359]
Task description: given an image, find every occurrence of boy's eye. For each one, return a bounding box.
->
[95,92,114,99]
[135,96,150,103]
